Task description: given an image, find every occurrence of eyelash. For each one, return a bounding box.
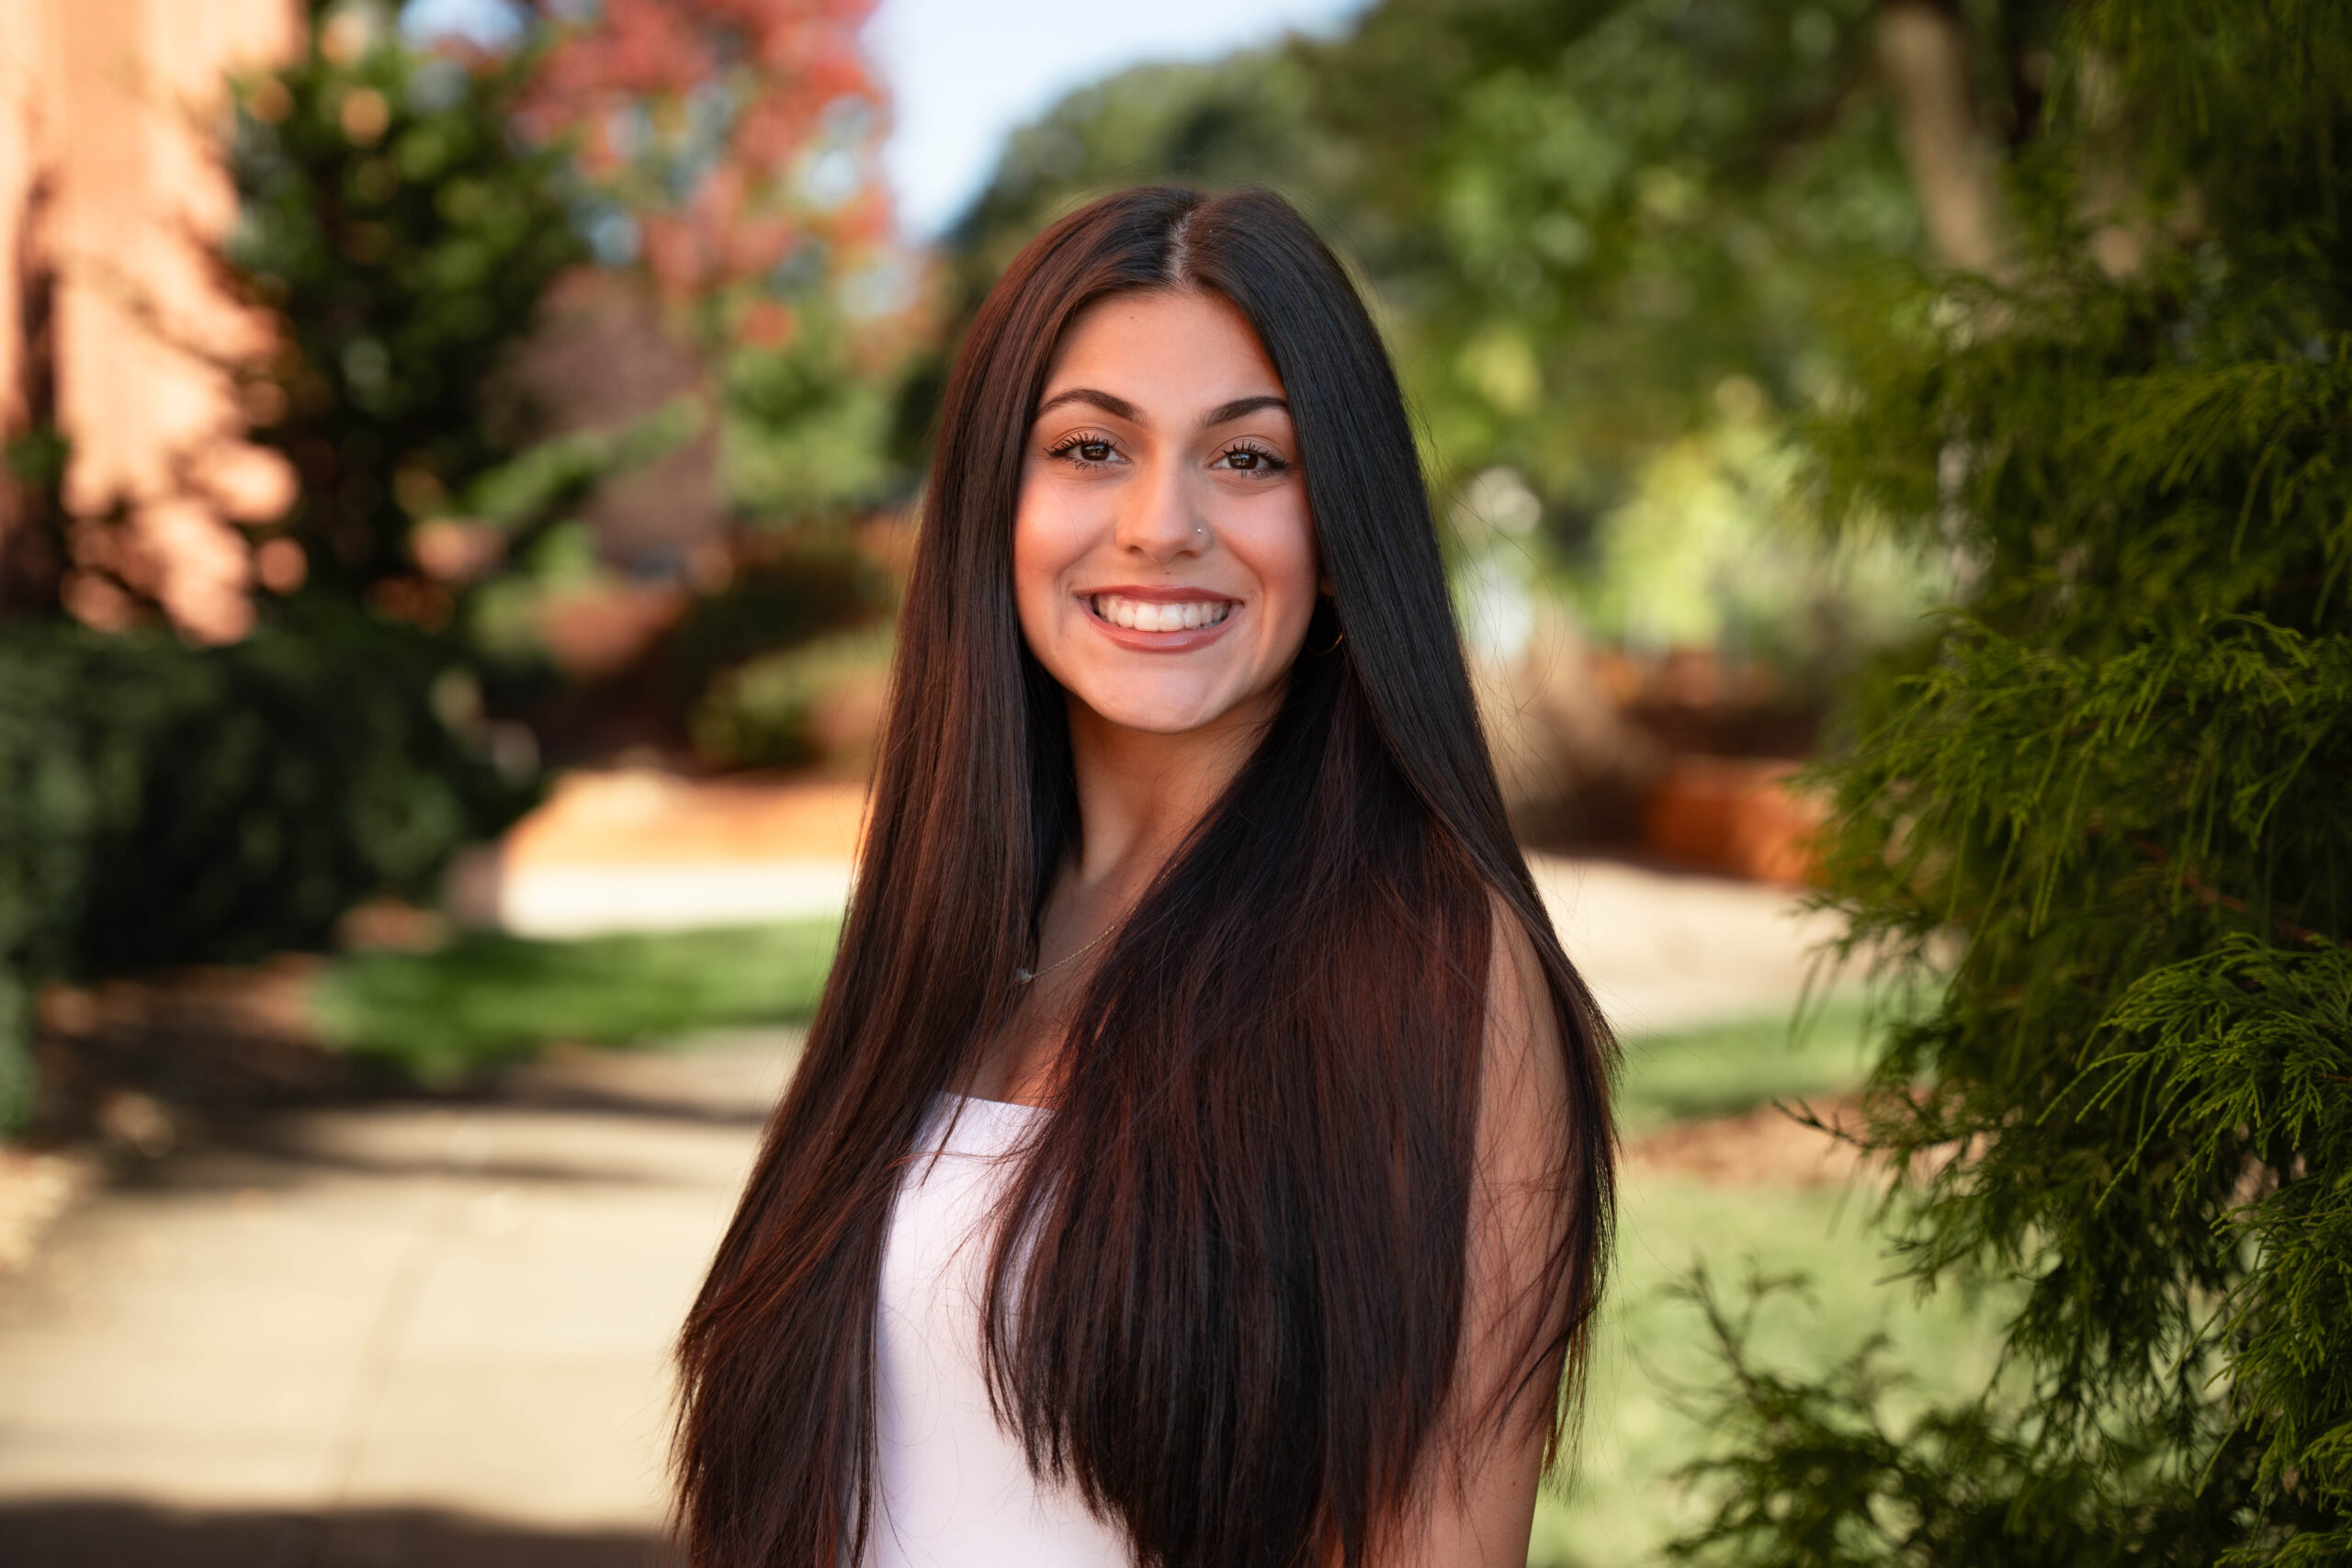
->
[1042,434,1292,475]
[1046,432,1121,468]
[1214,440,1289,475]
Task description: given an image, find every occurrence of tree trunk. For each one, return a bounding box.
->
[1877,0,2013,278]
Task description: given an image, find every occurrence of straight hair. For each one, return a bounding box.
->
[674,186,1615,1568]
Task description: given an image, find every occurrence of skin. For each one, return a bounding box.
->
[974,287,1568,1568]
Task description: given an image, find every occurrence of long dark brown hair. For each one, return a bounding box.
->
[675,186,1614,1568]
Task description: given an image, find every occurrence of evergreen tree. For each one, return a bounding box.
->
[223,1,589,613]
[1675,4,2352,1562]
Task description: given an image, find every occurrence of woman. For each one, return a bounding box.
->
[676,187,1615,1568]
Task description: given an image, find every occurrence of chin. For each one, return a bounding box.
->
[1069,675,1246,737]
[1078,697,1224,736]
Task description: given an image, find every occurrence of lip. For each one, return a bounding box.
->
[1078,584,1241,653]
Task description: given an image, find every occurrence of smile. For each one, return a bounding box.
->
[1088,593,1235,632]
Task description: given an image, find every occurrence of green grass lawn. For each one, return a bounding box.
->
[1613,997,1879,1135]
[1529,1170,2006,1567]
[1532,1001,2005,1568]
[308,918,840,1080]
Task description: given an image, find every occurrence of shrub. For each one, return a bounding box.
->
[0,614,532,1126]
[1674,5,2352,1562]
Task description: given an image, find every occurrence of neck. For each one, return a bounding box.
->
[1061,687,1278,905]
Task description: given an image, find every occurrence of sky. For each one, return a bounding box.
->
[400,0,1374,240]
[865,0,1371,237]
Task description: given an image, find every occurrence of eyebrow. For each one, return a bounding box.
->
[1201,394,1289,428]
[1035,387,1141,422]
[1034,388,1290,430]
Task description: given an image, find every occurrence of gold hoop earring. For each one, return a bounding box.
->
[1310,626,1346,656]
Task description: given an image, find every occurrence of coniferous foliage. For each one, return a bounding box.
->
[222,3,587,610]
[1675,4,2352,1563]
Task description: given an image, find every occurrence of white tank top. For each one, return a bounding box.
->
[872,1094,1135,1567]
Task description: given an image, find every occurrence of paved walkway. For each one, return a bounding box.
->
[0,858,1840,1566]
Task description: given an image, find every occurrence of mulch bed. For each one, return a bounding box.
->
[1625,1095,1871,1187]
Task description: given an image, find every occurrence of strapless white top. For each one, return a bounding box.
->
[872,1095,1134,1567]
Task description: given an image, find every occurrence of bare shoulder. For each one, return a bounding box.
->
[1368,893,1577,1564]
[1479,891,1569,1158]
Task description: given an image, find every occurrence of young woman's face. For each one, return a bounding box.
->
[1013,288,1319,739]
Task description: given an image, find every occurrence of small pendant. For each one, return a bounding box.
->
[1013,966,1035,985]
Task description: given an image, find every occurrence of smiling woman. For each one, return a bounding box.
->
[1013,290,1319,744]
[675,188,1617,1568]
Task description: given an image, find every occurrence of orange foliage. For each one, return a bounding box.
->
[525,0,891,300]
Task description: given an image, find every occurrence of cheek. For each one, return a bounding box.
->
[1011,474,1078,636]
[1246,499,1322,643]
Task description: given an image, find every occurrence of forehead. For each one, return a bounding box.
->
[1040,289,1285,411]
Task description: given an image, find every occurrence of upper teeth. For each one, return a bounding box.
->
[1091,594,1233,632]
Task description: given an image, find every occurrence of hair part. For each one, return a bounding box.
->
[1160,203,1198,287]
[674,186,1615,1568]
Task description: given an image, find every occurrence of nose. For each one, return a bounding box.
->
[1111,453,1204,562]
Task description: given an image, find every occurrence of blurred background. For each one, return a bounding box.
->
[0,0,2282,1564]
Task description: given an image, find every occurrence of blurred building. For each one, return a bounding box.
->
[513,267,729,581]
[0,0,299,641]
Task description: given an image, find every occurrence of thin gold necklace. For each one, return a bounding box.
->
[1014,922,1115,986]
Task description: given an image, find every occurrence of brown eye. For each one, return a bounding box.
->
[1077,440,1114,462]
[1216,445,1286,474]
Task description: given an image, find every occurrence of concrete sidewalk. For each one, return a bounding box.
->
[0,857,1839,1566]
[0,1036,797,1566]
